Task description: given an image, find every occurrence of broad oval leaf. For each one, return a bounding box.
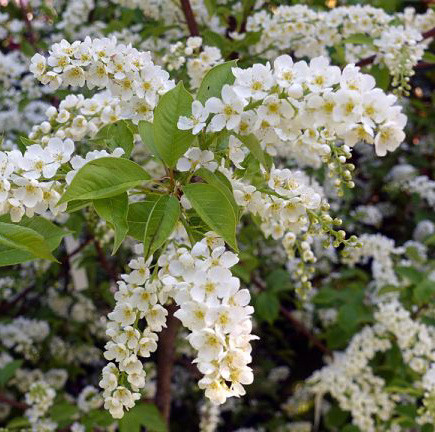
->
[0,359,23,387]
[237,133,272,171]
[94,120,134,157]
[94,193,129,254]
[138,120,162,159]
[143,195,180,259]
[153,82,194,167]
[195,167,240,220]
[119,403,167,432]
[0,220,57,265]
[182,183,238,251]
[255,292,279,324]
[342,33,374,45]
[197,60,237,103]
[59,157,150,204]
[127,195,161,241]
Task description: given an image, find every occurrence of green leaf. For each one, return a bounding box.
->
[423,52,435,63]
[119,403,167,432]
[266,269,292,293]
[127,195,161,241]
[343,33,374,45]
[0,221,57,265]
[414,279,435,305]
[66,199,91,213]
[0,215,69,251]
[153,82,194,167]
[197,60,237,103]
[138,121,162,159]
[143,195,180,259]
[81,409,113,432]
[337,303,371,332]
[49,402,79,427]
[7,417,30,429]
[342,425,360,432]
[182,183,238,251]
[396,266,424,284]
[18,136,34,153]
[94,120,134,157]
[378,284,402,296]
[324,404,350,428]
[370,64,390,91]
[0,360,22,387]
[94,193,129,254]
[255,291,279,324]
[237,134,272,171]
[195,167,240,220]
[59,157,150,204]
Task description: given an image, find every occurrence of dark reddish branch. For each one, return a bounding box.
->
[252,276,332,357]
[422,27,435,39]
[180,0,199,37]
[0,285,34,315]
[155,303,181,425]
[19,0,37,47]
[93,240,118,282]
[356,26,435,68]
[279,306,332,357]
[0,394,28,410]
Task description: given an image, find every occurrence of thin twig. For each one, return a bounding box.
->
[93,239,118,282]
[0,394,28,410]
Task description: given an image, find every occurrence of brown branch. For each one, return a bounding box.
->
[155,303,181,426]
[19,0,37,48]
[0,285,35,315]
[93,239,118,282]
[252,276,332,358]
[355,25,435,68]
[279,306,332,357]
[180,0,199,37]
[0,394,28,410]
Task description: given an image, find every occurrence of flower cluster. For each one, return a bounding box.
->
[0,317,50,361]
[374,26,428,95]
[181,56,406,165]
[31,37,174,124]
[101,233,255,417]
[0,129,125,222]
[309,298,435,431]
[28,92,122,144]
[25,380,57,431]
[100,250,165,418]
[246,5,435,92]
[165,236,255,405]
[162,36,223,89]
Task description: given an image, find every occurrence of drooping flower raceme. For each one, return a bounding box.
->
[100,234,255,417]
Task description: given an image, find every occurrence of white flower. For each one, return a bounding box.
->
[145,305,167,332]
[20,145,56,179]
[205,85,247,132]
[30,53,46,77]
[307,57,340,92]
[47,137,74,166]
[177,101,209,135]
[189,328,225,361]
[62,65,86,87]
[232,63,274,100]
[108,302,136,327]
[13,178,43,208]
[176,147,217,172]
[374,122,405,156]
